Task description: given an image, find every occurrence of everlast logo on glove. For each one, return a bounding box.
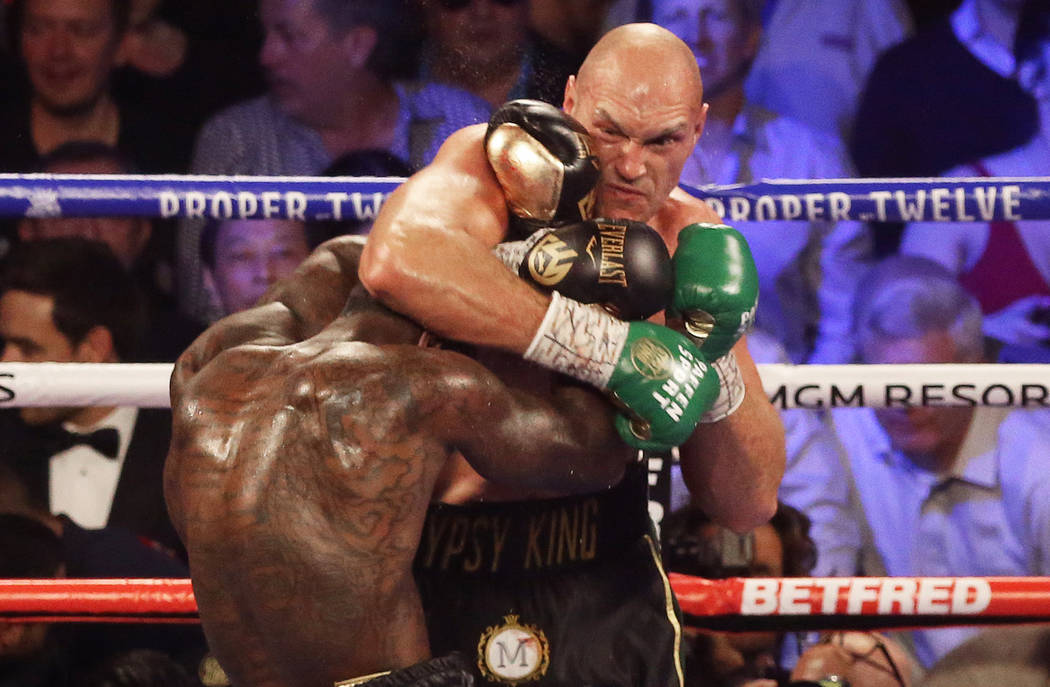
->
[525,220,639,292]
[585,221,629,287]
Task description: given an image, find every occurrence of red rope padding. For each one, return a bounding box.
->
[670,574,1050,631]
[2,577,1050,631]
[0,578,197,622]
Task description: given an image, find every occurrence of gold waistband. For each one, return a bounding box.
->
[334,670,392,687]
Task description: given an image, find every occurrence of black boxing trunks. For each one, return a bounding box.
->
[413,464,684,687]
[335,653,475,687]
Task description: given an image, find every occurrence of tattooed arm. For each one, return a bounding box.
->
[422,348,633,494]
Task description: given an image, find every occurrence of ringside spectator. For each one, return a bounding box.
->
[0,464,207,683]
[0,512,71,687]
[200,217,315,317]
[528,0,618,68]
[16,141,204,362]
[0,238,183,559]
[0,0,194,174]
[662,501,818,686]
[177,0,491,323]
[831,255,1050,666]
[417,0,577,107]
[900,91,1050,362]
[851,0,1041,255]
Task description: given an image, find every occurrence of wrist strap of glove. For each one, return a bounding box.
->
[493,226,555,273]
[524,291,629,388]
[699,350,746,423]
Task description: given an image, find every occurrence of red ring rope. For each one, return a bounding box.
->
[3,577,1049,632]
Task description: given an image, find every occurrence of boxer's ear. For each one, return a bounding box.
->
[694,102,708,142]
[74,326,116,364]
[563,75,578,117]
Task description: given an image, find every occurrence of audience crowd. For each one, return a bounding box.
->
[1,0,1049,685]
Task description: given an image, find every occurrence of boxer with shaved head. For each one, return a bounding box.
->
[360,23,783,687]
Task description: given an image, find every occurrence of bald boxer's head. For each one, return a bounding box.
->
[564,23,706,223]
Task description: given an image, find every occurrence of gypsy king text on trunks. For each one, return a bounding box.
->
[417,498,601,574]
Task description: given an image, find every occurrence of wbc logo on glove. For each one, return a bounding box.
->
[628,337,674,381]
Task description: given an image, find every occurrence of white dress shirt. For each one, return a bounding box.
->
[951,0,1017,79]
[50,406,138,529]
[830,405,1050,666]
[952,0,1050,100]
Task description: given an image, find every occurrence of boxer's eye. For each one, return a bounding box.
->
[649,135,677,148]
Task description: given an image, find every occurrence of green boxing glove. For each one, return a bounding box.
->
[670,223,759,359]
[607,322,720,450]
[524,292,719,450]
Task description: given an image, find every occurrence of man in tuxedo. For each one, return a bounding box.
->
[0,237,182,558]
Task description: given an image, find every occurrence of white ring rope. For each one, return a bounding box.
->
[1,362,1047,409]
[0,363,172,408]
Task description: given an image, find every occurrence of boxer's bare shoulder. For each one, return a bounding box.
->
[166,340,452,687]
[651,187,725,249]
[168,339,454,514]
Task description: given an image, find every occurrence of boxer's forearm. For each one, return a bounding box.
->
[258,236,367,340]
[442,355,631,493]
[680,338,785,532]
[362,220,549,353]
[360,132,549,354]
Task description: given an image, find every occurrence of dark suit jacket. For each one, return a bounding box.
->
[1,408,183,560]
[851,18,1038,179]
[57,516,208,677]
[107,408,182,559]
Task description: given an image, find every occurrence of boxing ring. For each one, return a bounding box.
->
[2,172,1050,634]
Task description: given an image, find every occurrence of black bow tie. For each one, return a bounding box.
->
[44,427,121,459]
